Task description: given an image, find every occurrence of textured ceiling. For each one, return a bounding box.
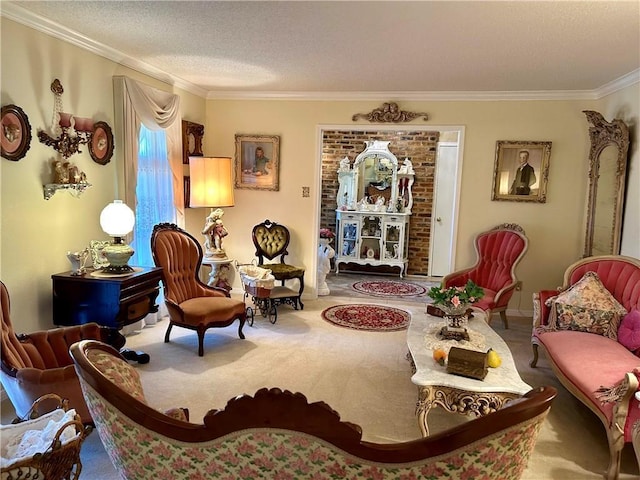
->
[4,1,640,98]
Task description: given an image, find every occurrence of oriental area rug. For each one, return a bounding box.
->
[352,280,427,298]
[321,304,411,331]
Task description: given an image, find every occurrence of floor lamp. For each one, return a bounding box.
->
[189,156,235,259]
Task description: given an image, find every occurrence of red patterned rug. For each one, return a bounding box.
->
[321,304,411,331]
[352,280,427,297]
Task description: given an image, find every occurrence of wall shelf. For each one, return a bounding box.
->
[43,183,92,200]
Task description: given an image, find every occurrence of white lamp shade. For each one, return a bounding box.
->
[100,200,135,236]
[190,157,235,208]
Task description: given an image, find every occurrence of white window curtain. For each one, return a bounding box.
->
[113,76,183,327]
[131,125,176,267]
[112,76,184,225]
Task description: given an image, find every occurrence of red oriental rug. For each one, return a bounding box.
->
[352,280,427,298]
[321,304,411,332]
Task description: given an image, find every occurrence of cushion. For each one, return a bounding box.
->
[618,310,640,351]
[545,271,627,339]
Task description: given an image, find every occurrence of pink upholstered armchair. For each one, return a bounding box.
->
[442,223,528,328]
[71,339,556,480]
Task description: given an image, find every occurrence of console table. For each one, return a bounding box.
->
[52,267,162,363]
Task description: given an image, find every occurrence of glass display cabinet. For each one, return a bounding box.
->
[335,141,414,277]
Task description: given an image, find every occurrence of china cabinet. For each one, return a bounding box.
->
[334,141,414,277]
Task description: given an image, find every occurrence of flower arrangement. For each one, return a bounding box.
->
[319,228,335,239]
[427,280,484,312]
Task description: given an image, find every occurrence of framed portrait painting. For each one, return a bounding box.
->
[1,104,32,162]
[235,134,280,191]
[491,141,551,203]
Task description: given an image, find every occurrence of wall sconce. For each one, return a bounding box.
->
[190,157,235,259]
[38,79,94,160]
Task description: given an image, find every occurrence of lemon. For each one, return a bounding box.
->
[487,348,502,368]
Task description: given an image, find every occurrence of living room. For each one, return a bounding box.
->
[1,2,639,478]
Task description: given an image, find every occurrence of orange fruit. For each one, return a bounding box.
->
[433,348,447,366]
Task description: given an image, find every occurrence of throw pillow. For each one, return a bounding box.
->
[618,309,640,351]
[545,271,627,339]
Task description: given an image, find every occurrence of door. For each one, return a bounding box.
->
[429,143,459,277]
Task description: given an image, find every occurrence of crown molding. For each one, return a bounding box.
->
[594,69,640,99]
[205,89,600,101]
[3,2,637,103]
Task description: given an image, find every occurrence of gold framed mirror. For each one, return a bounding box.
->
[582,110,630,257]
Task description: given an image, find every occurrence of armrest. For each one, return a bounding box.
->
[533,289,559,328]
[493,281,522,309]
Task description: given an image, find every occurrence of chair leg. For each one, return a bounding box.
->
[197,327,206,357]
[530,343,539,368]
[237,313,246,340]
[297,274,305,310]
[500,310,509,329]
[164,323,173,343]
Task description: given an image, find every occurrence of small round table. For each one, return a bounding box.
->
[201,257,235,292]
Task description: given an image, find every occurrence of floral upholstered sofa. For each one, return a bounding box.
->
[531,255,640,480]
[70,339,556,480]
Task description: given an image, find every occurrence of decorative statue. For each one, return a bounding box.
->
[317,229,336,296]
[399,157,415,174]
[338,156,351,172]
[202,208,229,258]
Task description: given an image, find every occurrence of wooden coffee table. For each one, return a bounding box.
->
[406,309,531,436]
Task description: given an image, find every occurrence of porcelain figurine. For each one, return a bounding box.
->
[67,248,89,275]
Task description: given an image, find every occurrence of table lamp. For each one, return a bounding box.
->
[189,156,234,259]
[99,200,135,273]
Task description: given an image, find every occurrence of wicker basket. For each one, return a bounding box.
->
[1,394,92,480]
[239,264,275,299]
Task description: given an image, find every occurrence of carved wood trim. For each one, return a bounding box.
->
[352,102,429,123]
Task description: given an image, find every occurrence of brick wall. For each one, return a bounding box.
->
[320,130,439,275]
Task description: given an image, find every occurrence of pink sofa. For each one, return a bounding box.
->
[531,255,640,480]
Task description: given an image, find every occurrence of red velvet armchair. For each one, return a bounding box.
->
[442,223,528,328]
[0,280,124,423]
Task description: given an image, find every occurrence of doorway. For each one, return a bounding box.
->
[317,125,464,278]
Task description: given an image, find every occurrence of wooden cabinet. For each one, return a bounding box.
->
[335,211,410,277]
[52,267,162,330]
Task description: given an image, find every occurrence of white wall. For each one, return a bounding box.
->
[598,85,640,258]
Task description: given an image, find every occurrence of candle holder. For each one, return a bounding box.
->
[37,79,95,160]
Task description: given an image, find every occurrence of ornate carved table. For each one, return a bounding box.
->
[406,309,531,436]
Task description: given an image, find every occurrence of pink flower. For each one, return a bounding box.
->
[451,296,461,307]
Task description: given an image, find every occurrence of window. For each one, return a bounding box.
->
[130,125,176,267]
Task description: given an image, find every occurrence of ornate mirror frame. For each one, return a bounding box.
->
[582,110,630,257]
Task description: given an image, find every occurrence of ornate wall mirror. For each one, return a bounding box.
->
[582,110,630,257]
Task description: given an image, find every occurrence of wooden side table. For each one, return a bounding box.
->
[201,257,235,292]
[52,266,163,363]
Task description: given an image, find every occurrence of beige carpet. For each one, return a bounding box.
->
[2,277,638,479]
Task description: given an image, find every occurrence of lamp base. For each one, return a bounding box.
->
[101,264,135,275]
[102,241,134,274]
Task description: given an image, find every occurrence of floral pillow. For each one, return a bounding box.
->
[545,271,627,339]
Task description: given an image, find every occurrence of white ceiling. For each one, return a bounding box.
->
[3,1,640,100]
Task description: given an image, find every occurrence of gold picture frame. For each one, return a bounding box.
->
[234,134,280,191]
[491,141,551,203]
[89,240,111,269]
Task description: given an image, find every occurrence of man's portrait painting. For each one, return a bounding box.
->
[492,141,552,203]
[235,134,280,191]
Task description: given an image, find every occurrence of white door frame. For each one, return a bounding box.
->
[315,124,465,280]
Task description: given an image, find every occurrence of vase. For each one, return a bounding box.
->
[439,303,470,336]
